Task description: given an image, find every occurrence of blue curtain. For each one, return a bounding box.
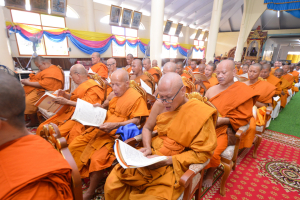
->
[264,0,300,18]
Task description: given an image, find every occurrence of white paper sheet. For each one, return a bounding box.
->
[140,79,152,94]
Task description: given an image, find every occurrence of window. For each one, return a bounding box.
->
[162,35,178,58]
[11,9,69,56]
[111,26,138,57]
[194,40,204,47]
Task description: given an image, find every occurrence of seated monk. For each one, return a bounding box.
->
[190,61,199,73]
[198,63,206,74]
[36,64,105,144]
[143,58,161,83]
[163,62,177,74]
[243,63,276,125]
[21,56,64,127]
[176,61,192,80]
[290,65,299,83]
[105,58,118,96]
[235,61,243,75]
[152,59,158,68]
[274,68,292,108]
[68,69,149,200]
[0,71,73,200]
[203,60,258,187]
[260,64,282,96]
[90,52,108,79]
[104,73,217,200]
[132,59,155,93]
[196,63,219,95]
[125,54,134,73]
[271,61,281,75]
[282,65,299,93]
[240,64,249,78]
[184,58,192,71]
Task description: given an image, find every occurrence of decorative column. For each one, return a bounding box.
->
[205,0,223,62]
[0,6,14,71]
[85,0,95,32]
[150,0,164,68]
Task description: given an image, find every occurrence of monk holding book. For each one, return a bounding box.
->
[105,73,217,200]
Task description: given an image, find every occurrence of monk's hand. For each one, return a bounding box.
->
[99,122,118,132]
[54,97,68,105]
[139,147,152,157]
[281,91,285,95]
[93,103,104,108]
[21,79,30,85]
[147,156,172,170]
[57,89,66,97]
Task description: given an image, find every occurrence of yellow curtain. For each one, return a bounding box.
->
[286,54,293,61]
[292,55,299,63]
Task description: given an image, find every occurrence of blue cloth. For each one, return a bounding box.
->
[115,123,142,141]
[264,0,300,18]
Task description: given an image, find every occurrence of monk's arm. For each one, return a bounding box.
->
[21,79,43,88]
[217,117,230,127]
[101,91,116,109]
[255,101,268,108]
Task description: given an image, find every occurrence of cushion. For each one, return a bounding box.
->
[177,173,201,200]
[220,145,235,160]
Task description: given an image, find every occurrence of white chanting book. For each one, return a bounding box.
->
[71,98,107,126]
[140,79,152,94]
[114,139,167,169]
[35,91,66,114]
[88,68,95,74]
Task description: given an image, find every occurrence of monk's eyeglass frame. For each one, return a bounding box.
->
[155,86,183,103]
[0,117,7,121]
[107,63,116,67]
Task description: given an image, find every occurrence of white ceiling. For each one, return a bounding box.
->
[93,0,300,32]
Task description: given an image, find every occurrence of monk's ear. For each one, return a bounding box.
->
[181,86,186,95]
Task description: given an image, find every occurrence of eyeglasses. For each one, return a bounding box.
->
[156,86,183,103]
[0,117,7,121]
[107,63,116,67]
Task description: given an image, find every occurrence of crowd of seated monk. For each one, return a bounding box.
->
[1,53,299,200]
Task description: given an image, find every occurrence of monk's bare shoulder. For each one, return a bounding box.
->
[243,80,250,85]
[205,84,220,99]
[144,100,165,130]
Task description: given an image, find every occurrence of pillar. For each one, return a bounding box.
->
[0,6,14,71]
[205,0,223,62]
[85,0,95,32]
[234,0,267,61]
[150,0,164,68]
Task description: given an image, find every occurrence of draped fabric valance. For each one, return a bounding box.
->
[264,0,300,18]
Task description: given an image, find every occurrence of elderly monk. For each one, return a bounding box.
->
[185,58,192,71]
[163,61,177,74]
[105,58,118,96]
[36,64,105,144]
[190,61,198,72]
[152,59,158,68]
[132,59,155,93]
[282,65,299,93]
[203,60,257,187]
[21,56,64,127]
[90,52,108,79]
[176,61,192,80]
[235,61,243,75]
[198,63,206,74]
[274,68,291,108]
[125,54,134,73]
[0,72,73,200]
[69,69,149,200]
[244,64,276,126]
[143,58,161,83]
[260,64,282,96]
[104,73,217,200]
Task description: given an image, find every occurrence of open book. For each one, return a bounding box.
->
[140,79,152,95]
[193,72,208,81]
[71,98,107,126]
[35,92,67,115]
[114,139,168,169]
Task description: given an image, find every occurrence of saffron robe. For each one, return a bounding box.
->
[206,82,258,168]
[200,77,219,94]
[91,62,108,78]
[147,68,161,83]
[104,99,217,200]
[291,71,299,83]
[36,79,105,144]
[265,74,282,96]
[24,65,64,114]
[181,73,192,81]
[280,77,292,108]
[283,74,299,93]
[185,66,191,71]
[0,135,72,200]
[236,67,243,75]
[134,74,156,94]
[68,88,149,178]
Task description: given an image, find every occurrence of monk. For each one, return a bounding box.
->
[21,56,64,127]
[202,60,258,187]
[260,64,282,96]
[184,58,192,71]
[242,64,249,74]
[0,71,73,200]
[176,61,192,80]
[198,63,206,74]
[90,52,108,78]
[176,61,194,93]
[152,59,158,68]
[143,58,161,83]
[132,59,156,93]
[162,61,177,74]
[125,54,134,73]
[244,63,276,126]
[235,61,243,75]
[282,65,299,93]
[274,68,291,108]
[190,61,198,72]
[36,64,105,144]
[105,58,118,96]
[68,69,149,200]
[201,58,207,64]
[290,65,299,83]
[170,58,176,63]
[204,63,219,87]
[104,73,217,200]
[271,61,281,74]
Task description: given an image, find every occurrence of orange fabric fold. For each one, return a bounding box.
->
[248,80,276,104]
[266,74,282,95]
[134,74,155,93]
[91,63,108,78]
[147,68,161,83]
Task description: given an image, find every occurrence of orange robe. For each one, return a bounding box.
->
[182,76,194,93]
[206,82,258,168]
[266,74,282,96]
[0,135,72,200]
[69,88,149,178]
[126,66,132,74]
[181,72,192,81]
[91,62,108,78]
[248,80,276,126]
[104,99,217,200]
[185,66,191,71]
[283,73,298,93]
[36,79,105,144]
[134,74,156,94]
[200,77,219,95]
[24,65,64,114]
[236,67,243,75]
[291,71,299,83]
[279,77,292,108]
[271,67,279,75]
[147,68,161,83]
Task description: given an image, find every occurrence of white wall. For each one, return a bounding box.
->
[278,46,300,60]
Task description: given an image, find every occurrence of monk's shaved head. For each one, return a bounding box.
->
[260,64,271,79]
[132,59,143,76]
[70,64,88,85]
[107,58,116,63]
[0,71,25,128]
[144,58,151,64]
[248,63,262,80]
[152,59,158,67]
[33,56,50,64]
[250,63,262,71]
[71,64,88,75]
[274,68,283,79]
[111,69,129,82]
[143,58,151,71]
[283,65,289,74]
[275,68,283,74]
[216,60,235,85]
[91,52,101,65]
[159,72,183,90]
[198,64,206,73]
[111,69,130,97]
[163,62,176,74]
[262,64,271,71]
[92,52,101,58]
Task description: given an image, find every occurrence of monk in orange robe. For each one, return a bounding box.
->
[143,58,161,83]
[198,63,206,74]
[203,60,258,187]
[104,58,119,96]
[132,59,156,93]
[190,60,199,72]
[184,58,192,71]
[104,73,217,200]
[274,68,292,108]
[197,63,219,95]
[36,64,105,144]
[0,72,73,200]
[271,61,282,75]
[152,59,158,68]
[290,65,299,83]
[176,61,192,80]
[90,52,108,78]
[21,56,64,127]
[244,63,276,126]
[260,64,282,96]
[69,69,149,200]
[235,61,243,75]
[125,53,134,73]
[282,65,299,93]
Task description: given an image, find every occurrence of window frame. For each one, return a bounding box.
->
[162,34,178,58]
[10,9,69,57]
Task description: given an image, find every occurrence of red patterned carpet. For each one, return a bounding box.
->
[201,130,300,200]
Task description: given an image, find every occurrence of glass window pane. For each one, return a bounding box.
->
[43,27,68,55]
[170,36,178,44]
[112,40,125,57]
[125,28,137,37]
[162,46,169,58]
[126,43,137,57]
[199,41,204,47]
[170,48,177,58]
[16,33,46,55]
[41,14,65,28]
[163,35,170,42]
[111,26,125,36]
[11,10,41,25]
[194,40,199,46]
[192,49,204,59]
